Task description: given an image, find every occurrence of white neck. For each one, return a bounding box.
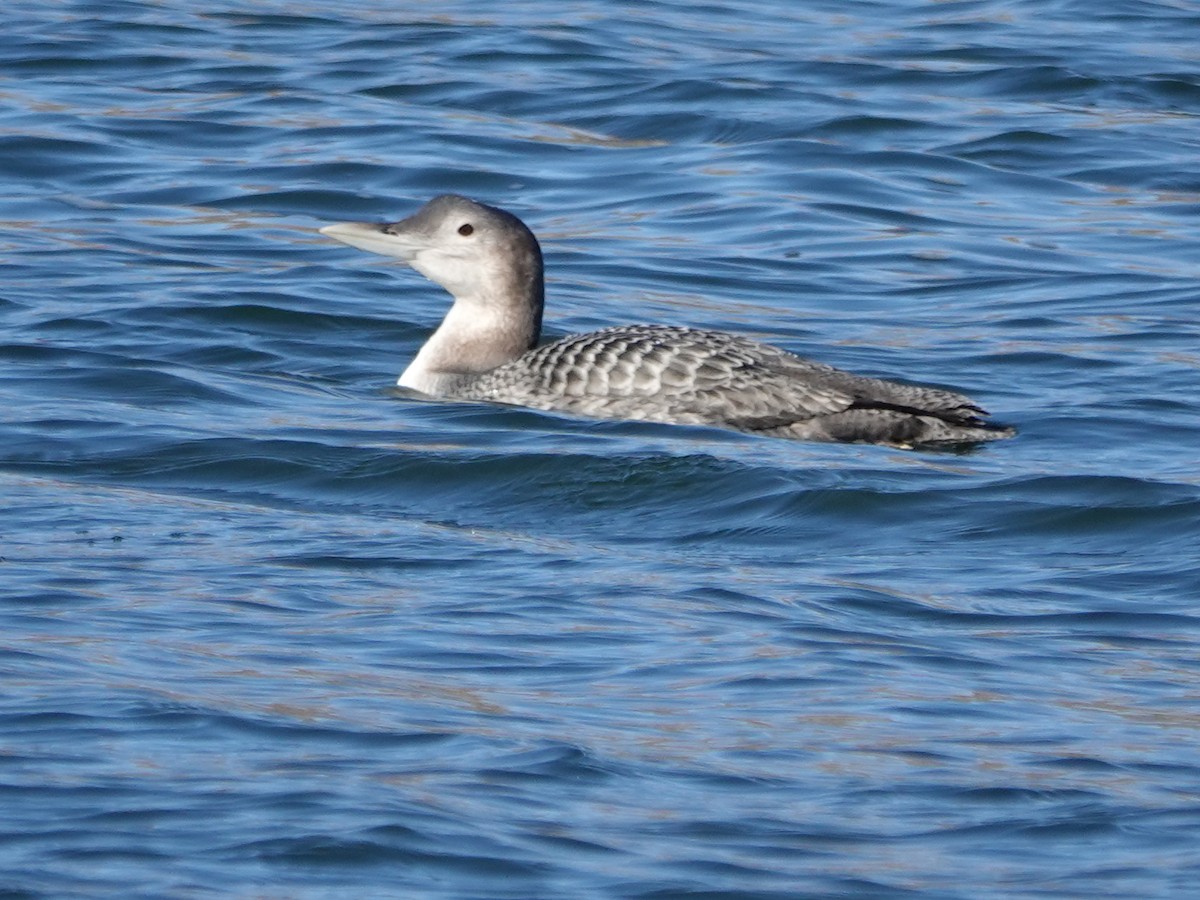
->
[398,293,537,394]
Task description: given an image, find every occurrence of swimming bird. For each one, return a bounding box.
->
[320,195,1014,448]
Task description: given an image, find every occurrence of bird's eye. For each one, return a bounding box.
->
[457,223,474,236]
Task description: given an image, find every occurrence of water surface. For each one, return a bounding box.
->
[3,1,1200,896]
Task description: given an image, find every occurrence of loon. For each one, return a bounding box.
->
[320,194,1015,448]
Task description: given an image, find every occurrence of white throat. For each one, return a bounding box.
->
[398,293,530,393]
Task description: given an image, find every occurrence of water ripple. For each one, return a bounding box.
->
[3,0,1200,897]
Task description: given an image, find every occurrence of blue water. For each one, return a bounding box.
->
[3,1,1200,896]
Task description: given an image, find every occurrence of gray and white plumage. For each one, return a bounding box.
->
[320,194,1015,447]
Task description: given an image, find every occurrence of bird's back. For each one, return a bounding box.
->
[453,324,1012,446]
